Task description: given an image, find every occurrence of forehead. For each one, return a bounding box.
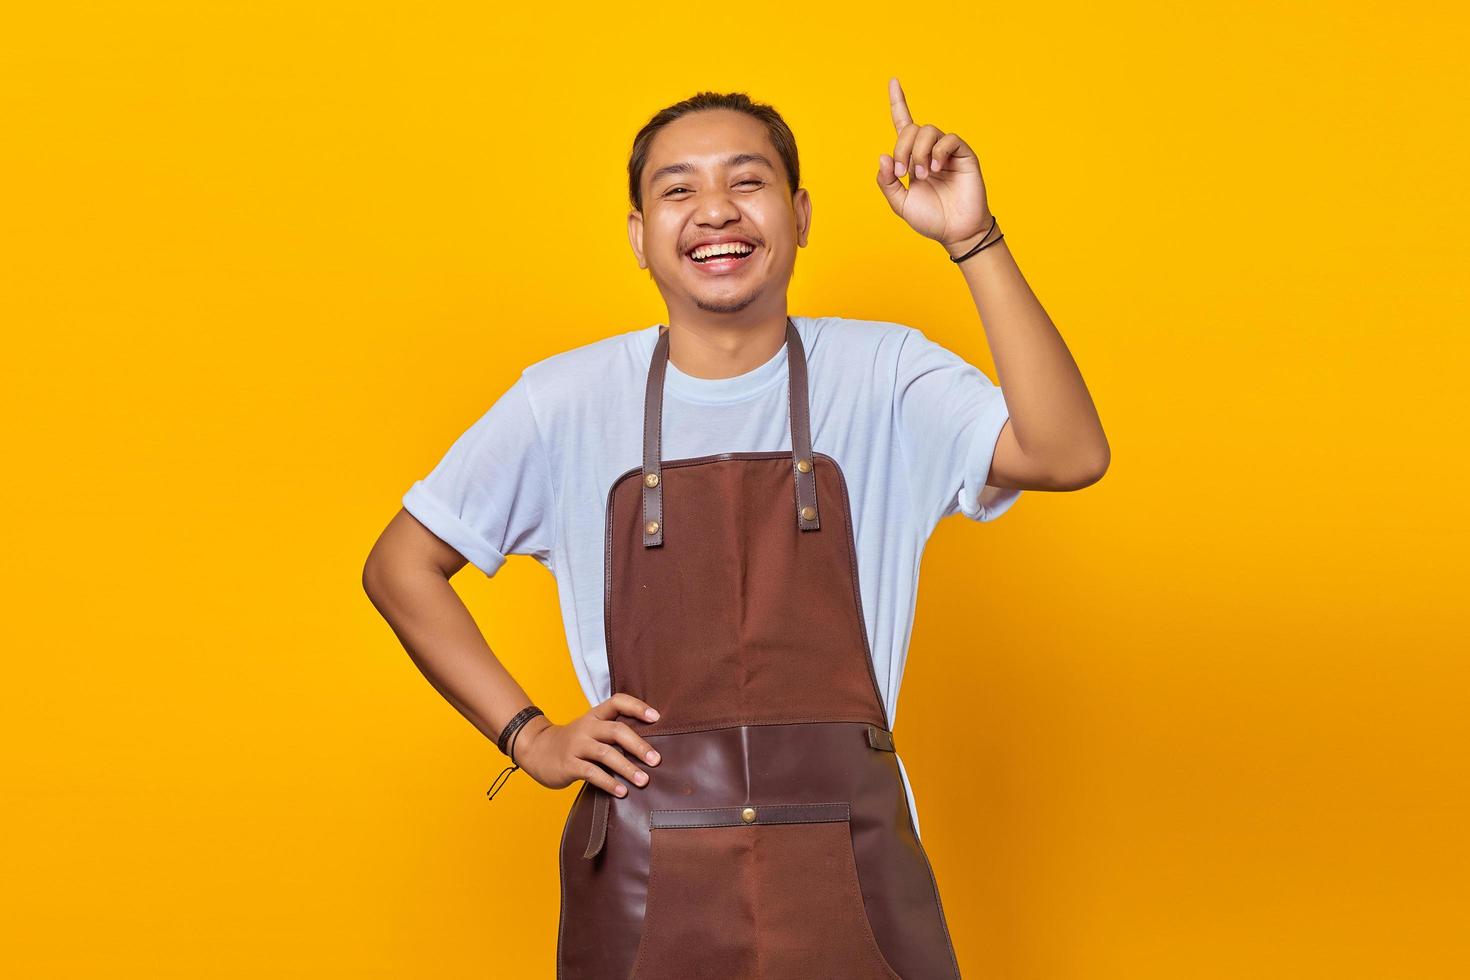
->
[644,110,783,184]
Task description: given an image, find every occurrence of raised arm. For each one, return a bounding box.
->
[877,76,1110,491]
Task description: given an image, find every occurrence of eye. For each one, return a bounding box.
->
[664,180,764,198]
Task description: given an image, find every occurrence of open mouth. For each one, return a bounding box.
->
[685,242,758,274]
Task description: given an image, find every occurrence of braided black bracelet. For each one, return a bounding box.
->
[487,705,545,802]
[496,705,544,756]
[947,214,1004,264]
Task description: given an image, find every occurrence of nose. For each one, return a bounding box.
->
[694,187,742,226]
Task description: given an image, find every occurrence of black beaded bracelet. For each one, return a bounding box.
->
[948,214,1004,264]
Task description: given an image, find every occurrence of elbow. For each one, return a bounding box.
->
[361,554,381,603]
[1075,443,1111,488]
[1050,443,1110,490]
[362,547,392,604]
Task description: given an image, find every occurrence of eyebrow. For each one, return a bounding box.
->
[648,153,777,189]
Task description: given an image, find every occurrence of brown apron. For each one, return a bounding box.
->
[557,318,962,978]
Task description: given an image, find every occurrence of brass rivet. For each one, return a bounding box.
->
[799,505,816,521]
[741,807,756,823]
[644,472,659,488]
[795,458,812,473]
[645,520,660,535]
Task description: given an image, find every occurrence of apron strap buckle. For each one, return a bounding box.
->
[641,318,822,548]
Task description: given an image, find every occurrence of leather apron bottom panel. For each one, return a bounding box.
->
[557,721,960,979]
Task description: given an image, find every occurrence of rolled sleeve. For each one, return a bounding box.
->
[400,372,556,578]
[402,480,509,578]
[955,391,1021,523]
[893,324,1023,537]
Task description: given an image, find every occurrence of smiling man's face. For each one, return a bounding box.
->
[629,109,811,317]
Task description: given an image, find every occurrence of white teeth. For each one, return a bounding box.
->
[691,241,755,261]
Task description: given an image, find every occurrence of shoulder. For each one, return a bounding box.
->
[516,323,659,419]
[796,314,920,376]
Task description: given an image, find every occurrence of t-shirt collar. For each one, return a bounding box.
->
[653,322,792,406]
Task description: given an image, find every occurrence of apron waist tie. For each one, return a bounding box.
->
[866,724,896,752]
[581,725,897,860]
[582,790,612,859]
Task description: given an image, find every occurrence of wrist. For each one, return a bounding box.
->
[511,714,554,764]
[941,216,997,259]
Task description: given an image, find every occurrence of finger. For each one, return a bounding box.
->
[577,756,630,797]
[586,734,649,789]
[910,124,944,179]
[930,132,972,173]
[876,153,907,215]
[891,122,919,178]
[597,692,660,723]
[888,76,914,134]
[603,719,661,767]
[929,133,961,173]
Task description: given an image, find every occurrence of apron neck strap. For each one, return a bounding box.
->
[640,316,821,548]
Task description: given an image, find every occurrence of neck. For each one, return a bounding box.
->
[664,307,790,380]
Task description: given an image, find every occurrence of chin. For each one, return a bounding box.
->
[692,292,761,315]
[686,272,764,313]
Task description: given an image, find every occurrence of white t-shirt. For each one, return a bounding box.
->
[402,315,1020,837]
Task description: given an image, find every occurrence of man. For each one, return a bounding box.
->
[363,78,1108,978]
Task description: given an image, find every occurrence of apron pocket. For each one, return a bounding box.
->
[628,801,901,979]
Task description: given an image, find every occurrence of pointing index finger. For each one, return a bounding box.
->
[888,76,913,134]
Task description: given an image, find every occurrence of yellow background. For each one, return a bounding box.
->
[4,1,1466,976]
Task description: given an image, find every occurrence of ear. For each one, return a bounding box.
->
[628,209,647,269]
[794,187,812,248]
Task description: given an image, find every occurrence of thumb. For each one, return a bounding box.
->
[876,154,906,215]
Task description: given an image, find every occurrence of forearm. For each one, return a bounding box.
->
[943,229,1110,476]
[363,561,548,747]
